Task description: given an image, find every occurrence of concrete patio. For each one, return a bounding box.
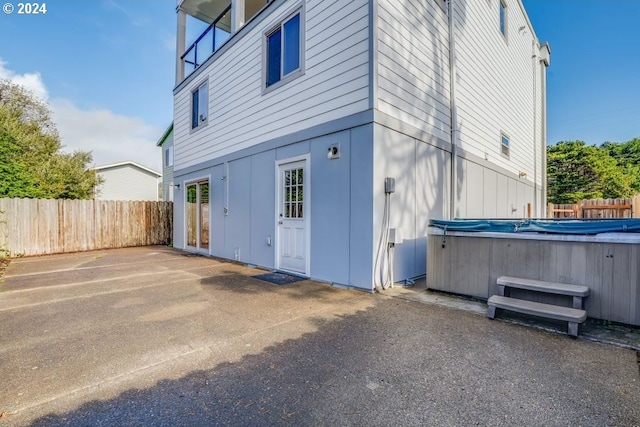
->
[0,246,638,426]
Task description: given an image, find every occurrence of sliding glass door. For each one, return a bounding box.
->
[186,180,209,251]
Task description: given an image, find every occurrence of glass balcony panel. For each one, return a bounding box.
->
[245,0,268,22]
[214,9,232,51]
[183,49,198,75]
[182,2,231,77]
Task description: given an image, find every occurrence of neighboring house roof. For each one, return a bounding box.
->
[156,123,174,147]
[92,161,162,178]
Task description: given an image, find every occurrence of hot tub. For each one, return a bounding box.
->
[427,219,640,326]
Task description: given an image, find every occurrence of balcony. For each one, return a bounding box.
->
[176,0,271,82]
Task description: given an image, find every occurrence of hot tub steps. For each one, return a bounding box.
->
[487,276,590,337]
[497,276,589,309]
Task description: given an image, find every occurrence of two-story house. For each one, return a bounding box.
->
[171,0,550,291]
[157,123,175,202]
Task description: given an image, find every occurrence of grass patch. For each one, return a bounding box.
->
[0,249,9,282]
[0,257,9,282]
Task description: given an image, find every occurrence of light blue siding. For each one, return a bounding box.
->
[250,151,277,268]
[349,125,374,288]
[225,158,252,262]
[309,131,351,285]
[173,124,376,290]
[210,164,226,257]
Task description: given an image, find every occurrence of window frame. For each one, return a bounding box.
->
[190,79,209,132]
[499,0,508,41]
[262,5,305,94]
[165,146,174,167]
[500,132,510,158]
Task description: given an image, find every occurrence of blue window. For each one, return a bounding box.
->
[501,133,510,157]
[191,81,208,130]
[266,12,302,88]
[267,28,282,87]
[499,0,507,37]
[283,14,300,75]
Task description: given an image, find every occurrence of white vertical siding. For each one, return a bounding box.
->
[376,0,451,142]
[174,0,371,170]
[96,166,161,201]
[455,157,534,219]
[373,124,450,281]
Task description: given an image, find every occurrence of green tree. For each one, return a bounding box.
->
[601,138,640,192]
[0,129,36,197]
[547,140,634,204]
[0,80,100,199]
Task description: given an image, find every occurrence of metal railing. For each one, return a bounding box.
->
[181,4,232,76]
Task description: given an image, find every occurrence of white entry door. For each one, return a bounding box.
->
[277,159,308,275]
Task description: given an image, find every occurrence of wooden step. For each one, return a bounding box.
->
[497,276,589,297]
[487,295,587,337]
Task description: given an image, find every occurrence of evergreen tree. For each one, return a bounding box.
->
[0,80,101,199]
[547,140,635,204]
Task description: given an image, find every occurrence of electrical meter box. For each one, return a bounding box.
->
[384,177,395,194]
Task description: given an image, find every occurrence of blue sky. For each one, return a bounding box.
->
[0,1,638,171]
[523,0,640,146]
[0,0,176,170]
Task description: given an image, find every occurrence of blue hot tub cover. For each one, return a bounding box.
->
[429,219,640,235]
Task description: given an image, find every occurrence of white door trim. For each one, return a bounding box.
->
[275,154,310,276]
[183,174,211,255]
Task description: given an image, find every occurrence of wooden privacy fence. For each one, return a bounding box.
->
[547,194,640,219]
[0,199,173,256]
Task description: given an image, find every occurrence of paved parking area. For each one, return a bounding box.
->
[0,246,638,426]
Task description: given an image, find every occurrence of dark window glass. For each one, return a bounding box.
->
[283,14,300,75]
[199,83,208,123]
[499,2,506,36]
[267,29,282,86]
[501,135,510,156]
[191,90,199,129]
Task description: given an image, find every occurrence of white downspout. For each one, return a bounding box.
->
[447,0,458,220]
[540,43,551,216]
[541,58,548,215]
[532,40,538,217]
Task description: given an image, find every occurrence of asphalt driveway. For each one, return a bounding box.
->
[0,246,638,426]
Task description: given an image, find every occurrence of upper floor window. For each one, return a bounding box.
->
[501,133,510,157]
[264,9,303,91]
[499,0,507,38]
[165,146,174,167]
[191,81,208,130]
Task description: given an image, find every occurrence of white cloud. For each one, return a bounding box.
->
[0,60,162,172]
[0,59,49,100]
[50,99,162,171]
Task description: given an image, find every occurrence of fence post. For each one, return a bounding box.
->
[547,202,554,219]
[633,194,640,218]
